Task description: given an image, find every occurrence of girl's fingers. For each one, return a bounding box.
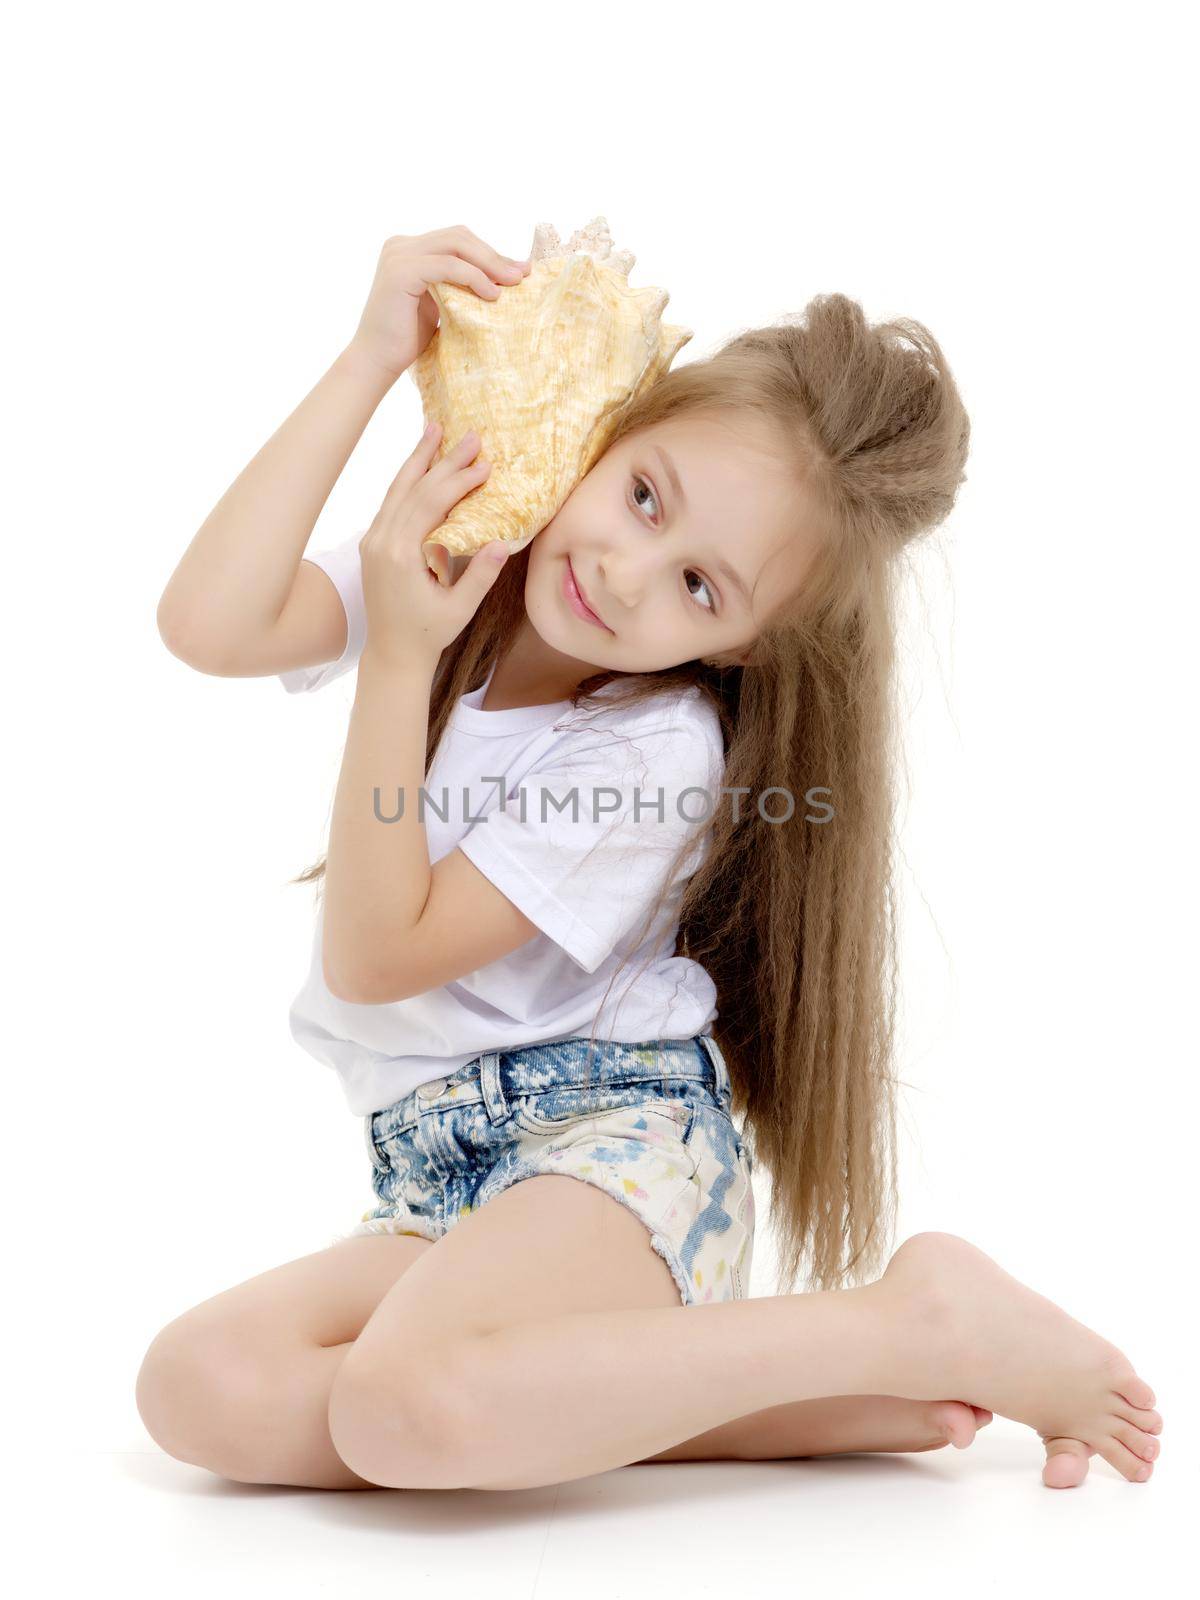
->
[375,421,446,515]
[417,430,490,508]
[367,422,490,570]
[435,446,490,495]
[400,420,442,469]
[439,224,531,282]
[422,252,507,300]
[424,426,485,473]
[375,422,489,537]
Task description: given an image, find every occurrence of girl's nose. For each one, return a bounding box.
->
[597,550,653,610]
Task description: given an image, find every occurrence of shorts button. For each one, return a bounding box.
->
[418,1077,448,1100]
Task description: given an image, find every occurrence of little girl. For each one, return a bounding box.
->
[139,224,1161,1496]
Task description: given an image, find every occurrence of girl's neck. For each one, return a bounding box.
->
[482,628,598,712]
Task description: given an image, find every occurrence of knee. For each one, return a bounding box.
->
[327,1341,479,1490]
[134,1317,278,1480]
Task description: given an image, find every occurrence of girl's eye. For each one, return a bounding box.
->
[630,474,718,614]
[631,474,661,521]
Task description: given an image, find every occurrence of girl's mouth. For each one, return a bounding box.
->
[563,556,613,632]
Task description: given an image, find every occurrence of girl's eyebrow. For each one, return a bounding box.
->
[653,445,688,511]
[653,444,755,613]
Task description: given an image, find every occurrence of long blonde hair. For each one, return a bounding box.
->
[293,292,971,1294]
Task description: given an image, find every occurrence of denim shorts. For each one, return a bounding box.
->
[340,1032,755,1306]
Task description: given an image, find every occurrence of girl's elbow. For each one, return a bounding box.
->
[323,955,365,1003]
[323,952,406,1005]
[156,603,228,676]
[157,598,194,663]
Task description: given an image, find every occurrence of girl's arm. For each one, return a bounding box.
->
[156,341,396,674]
[159,229,530,679]
[320,423,529,1000]
[324,646,542,1001]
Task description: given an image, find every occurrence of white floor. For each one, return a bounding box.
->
[35,1420,1186,1600]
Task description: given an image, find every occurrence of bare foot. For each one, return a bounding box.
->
[637,1394,993,1464]
[878,1233,1163,1486]
[800,1396,994,1455]
[855,1400,1097,1488]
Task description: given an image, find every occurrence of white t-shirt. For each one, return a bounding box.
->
[279,531,726,1116]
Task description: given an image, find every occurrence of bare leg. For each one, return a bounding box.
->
[450,1280,939,1488]
[136,1234,993,1489]
[334,1231,1159,1491]
[217,1340,991,1487]
[254,1345,991,1485]
[137,1334,380,1491]
[134,1234,436,1489]
[238,1344,380,1490]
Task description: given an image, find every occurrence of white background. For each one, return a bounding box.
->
[6,0,1195,1592]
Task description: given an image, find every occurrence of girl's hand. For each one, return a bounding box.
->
[348,226,531,382]
[358,421,510,672]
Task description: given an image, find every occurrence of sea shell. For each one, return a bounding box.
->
[410,215,693,585]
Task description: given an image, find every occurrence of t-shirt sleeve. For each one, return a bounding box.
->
[455,703,725,974]
[277,530,368,694]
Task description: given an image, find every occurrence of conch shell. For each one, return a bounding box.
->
[411,215,692,586]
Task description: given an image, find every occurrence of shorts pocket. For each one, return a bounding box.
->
[510,1084,647,1135]
[515,1075,704,1139]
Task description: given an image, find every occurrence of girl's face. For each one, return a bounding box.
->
[515,415,819,692]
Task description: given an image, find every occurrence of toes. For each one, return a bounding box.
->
[1115,1402,1162,1435]
[927,1400,977,1449]
[1095,1433,1154,1483]
[1042,1438,1090,1489]
[1112,1417,1160,1465]
[970,1405,994,1427]
[1107,1364,1155,1411]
